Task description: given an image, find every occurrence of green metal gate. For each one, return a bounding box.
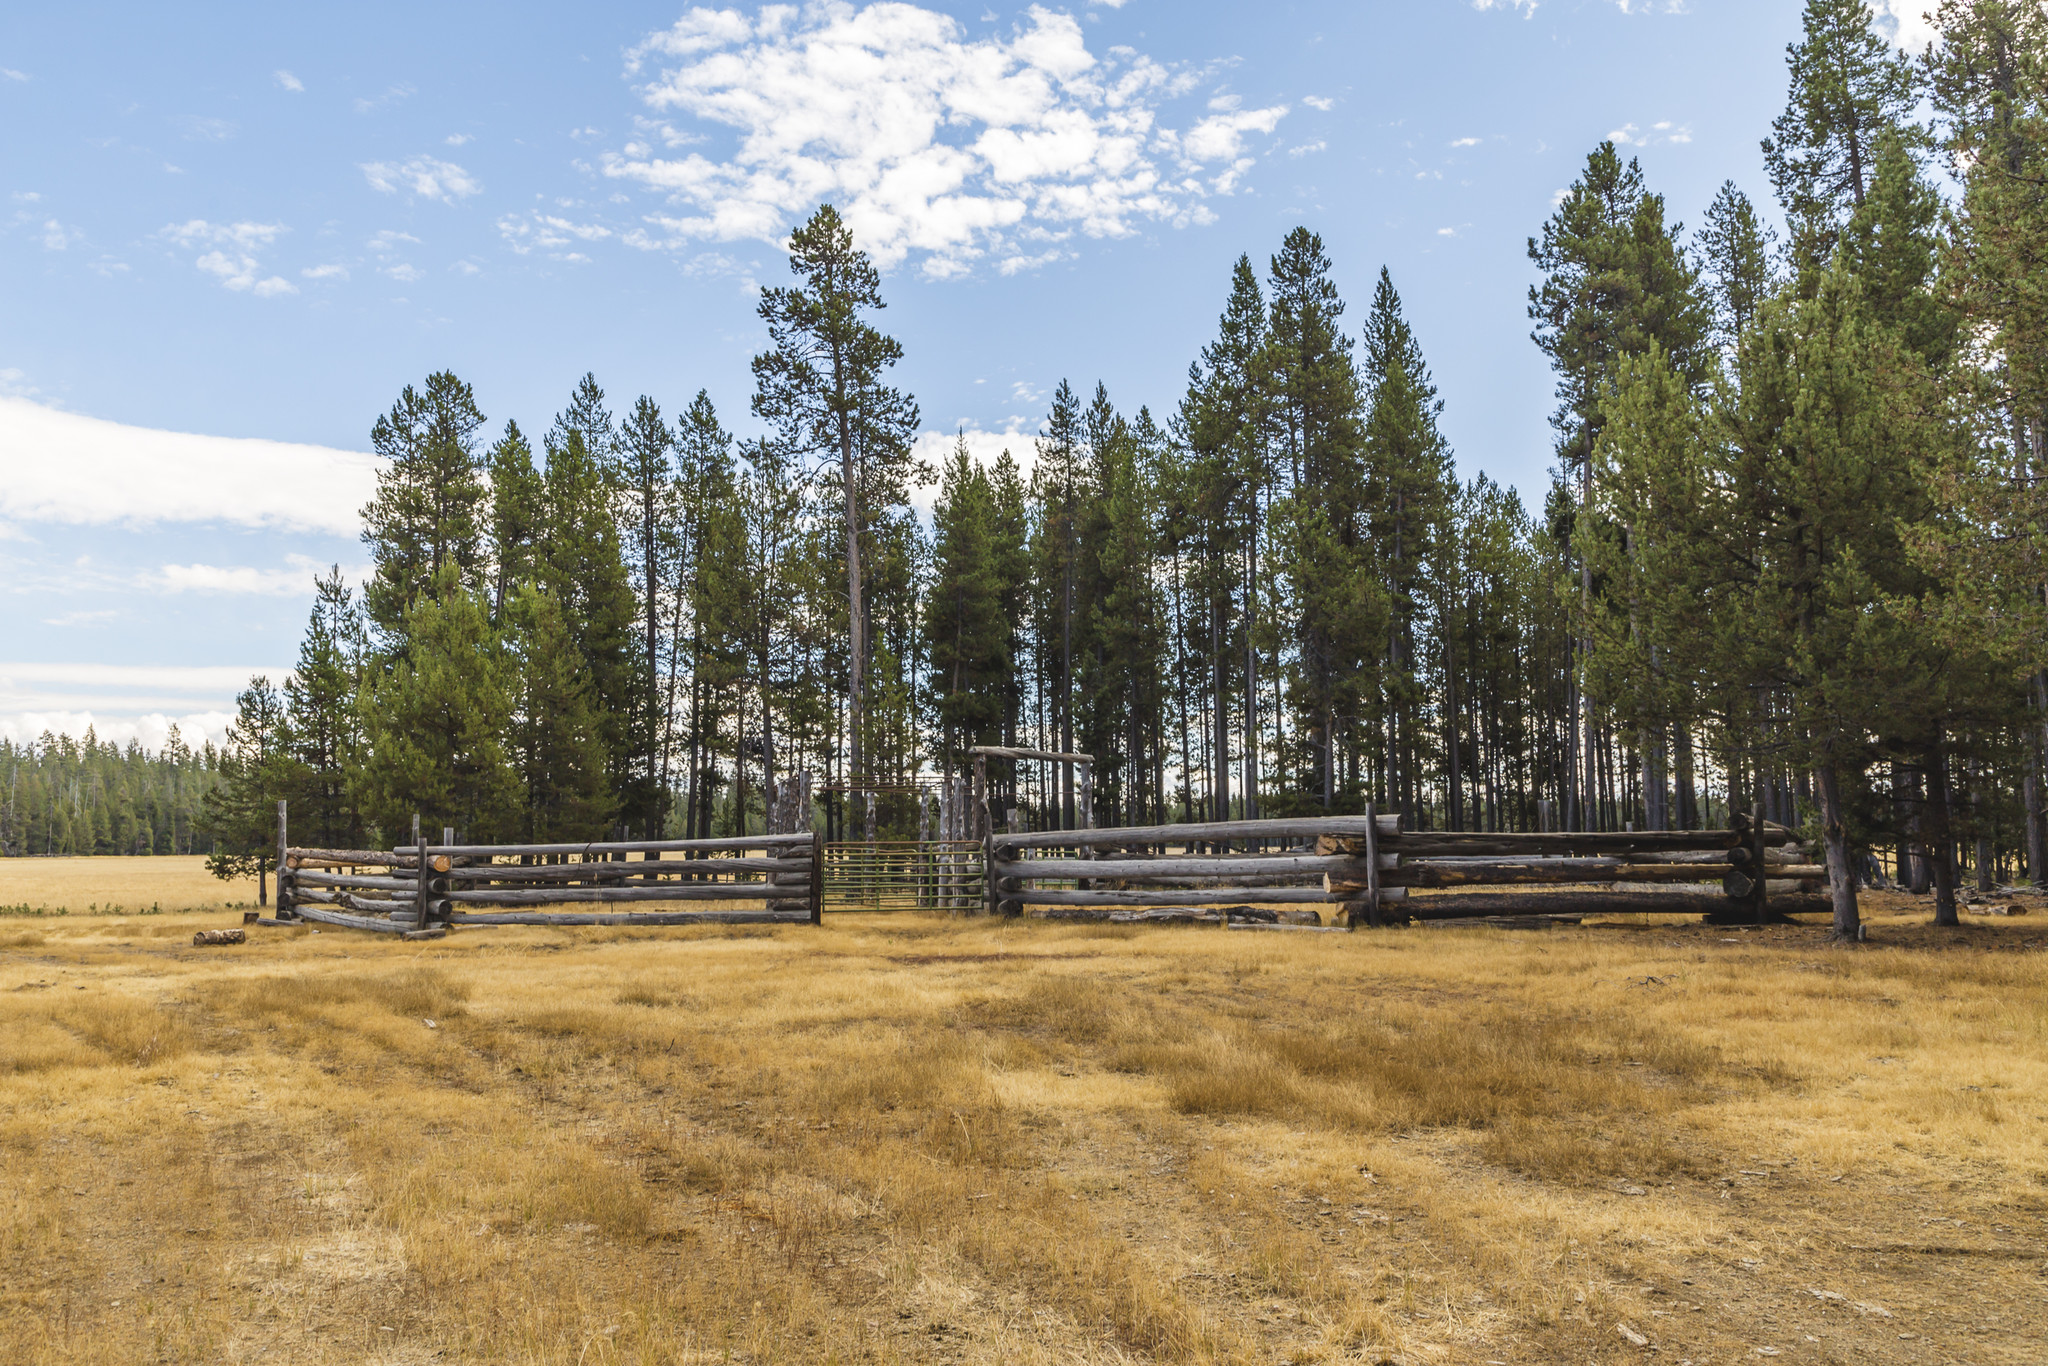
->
[821,839,983,911]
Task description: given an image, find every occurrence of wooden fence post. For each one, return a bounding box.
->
[976,753,994,917]
[809,829,824,925]
[276,800,291,918]
[417,827,431,930]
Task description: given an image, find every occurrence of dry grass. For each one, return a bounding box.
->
[0,853,252,916]
[0,886,2043,1364]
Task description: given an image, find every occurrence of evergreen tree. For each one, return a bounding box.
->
[485,420,544,624]
[539,425,639,830]
[618,394,680,836]
[1763,0,1925,276]
[355,565,520,841]
[751,204,921,790]
[202,675,286,902]
[507,582,616,841]
[1697,181,1779,353]
[277,567,368,850]
[924,435,1008,767]
[360,371,490,638]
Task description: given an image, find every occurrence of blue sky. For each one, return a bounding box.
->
[0,0,1931,748]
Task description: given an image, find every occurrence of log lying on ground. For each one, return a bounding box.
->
[442,884,808,906]
[1226,921,1352,933]
[445,910,812,927]
[442,855,812,883]
[1399,891,1833,920]
[192,928,246,946]
[290,904,411,933]
[1032,906,1280,924]
[992,814,1397,852]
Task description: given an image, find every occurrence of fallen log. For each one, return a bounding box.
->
[192,928,246,946]
[290,904,411,934]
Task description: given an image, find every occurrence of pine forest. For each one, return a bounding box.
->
[27,1,2048,939]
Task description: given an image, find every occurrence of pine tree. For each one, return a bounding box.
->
[277,567,368,849]
[202,676,287,902]
[1763,0,1925,277]
[1697,181,1779,353]
[485,421,544,625]
[507,582,616,841]
[1033,379,1090,824]
[924,435,1008,768]
[618,394,680,836]
[539,425,639,830]
[354,565,520,841]
[751,204,921,791]
[360,372,491,638]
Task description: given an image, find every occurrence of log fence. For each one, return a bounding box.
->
[273,808,822,938]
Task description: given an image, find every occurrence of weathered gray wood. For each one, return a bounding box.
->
[398,834,812,858]
[290,904,411,934]
[442,855,812,882]
[968,744,1095,763]
[442,883,810,905]
[1225,921,1352,933]
[1399,891,1833,920]
[995,853,1377,880]
[993,814,1398,852]
[1011,887,1342,906]
[445,910,813,926]
[276,800,290,916]
[291,871,420,892]
[1369,860,1754,889]
[289,847,448,871]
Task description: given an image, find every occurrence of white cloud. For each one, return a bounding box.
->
[0,395,381,534]
[1087,0,1128,7]
[353,84,415,114]
[1302,95,1334,112]
[1608,120,1691,147]
[360,156,482,202]
[0,662,300,749]
[497,212,615,256]
[369,229,421,251]
[382,262,424,282]
[1877,0,1939,52]
[160,219,296,295]
[40,219,71,250]
[275,69,305,92]
[301,263,348,280]
[1287,140,1325,158]
[907,423,1038,513]
[1471,0,1538,14]
[149,556,346,596]
[180,115,237,141]
[605,4,1281,275]
[2,68,28,82]
[1450,136,1481,148]
[445,132,473,145]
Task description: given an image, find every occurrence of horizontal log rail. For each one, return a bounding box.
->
[391,834,812,858]
[446,910,812,927]
[441,855,810,883]
[441,884,810,906]
[991,815,1399,852]
[292,870,420,892]
[1009,887,1345,906]
[995,853,1384,881]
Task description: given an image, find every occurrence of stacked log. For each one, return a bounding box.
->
[277,833,821,935]
[988,813,1401,925]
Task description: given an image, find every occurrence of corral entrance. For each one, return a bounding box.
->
[821,839,982,911]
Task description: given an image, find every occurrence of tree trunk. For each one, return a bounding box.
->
[1812,752,1859,940]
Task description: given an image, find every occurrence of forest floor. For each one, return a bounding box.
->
[0,860,2043,1364]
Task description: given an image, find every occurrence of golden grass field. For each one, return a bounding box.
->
[2,856,2044,1364]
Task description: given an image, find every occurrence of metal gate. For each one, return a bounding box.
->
[821,839,983,911]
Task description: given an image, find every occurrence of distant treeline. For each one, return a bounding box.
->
[0,731,223,858]
[192,1,2048,936]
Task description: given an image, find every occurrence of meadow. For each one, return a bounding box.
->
[1,857,2043,1364]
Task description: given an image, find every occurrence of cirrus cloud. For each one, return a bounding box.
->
[361,155,482,203]
[603,3,1287,277]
